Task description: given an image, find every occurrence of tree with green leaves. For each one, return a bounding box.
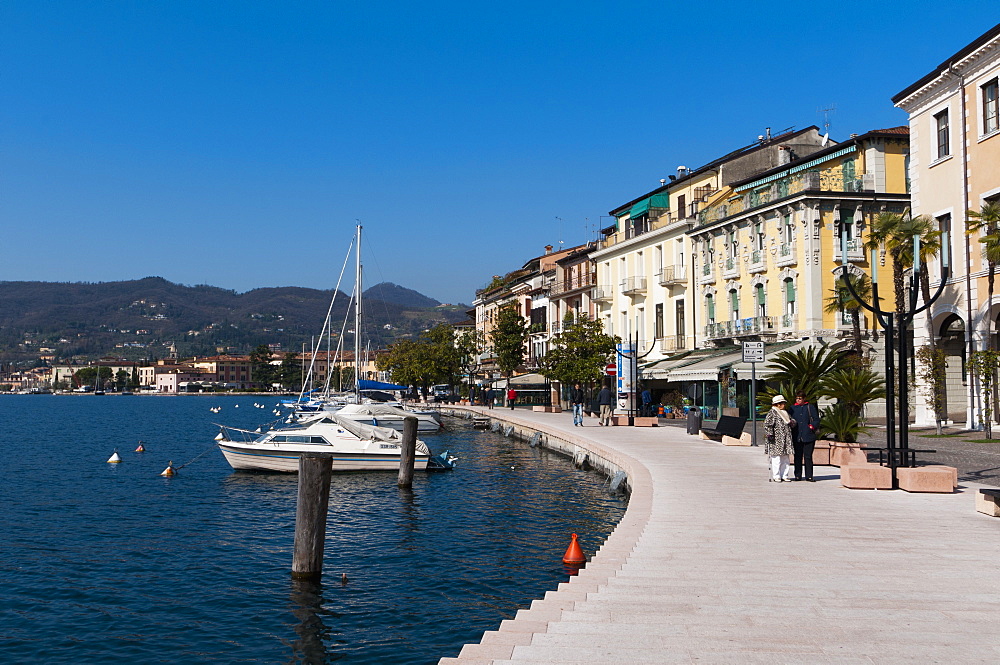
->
[823,272,876,352]
[455,328,485,389]
[865,210,938,317]
[967,201,1000,350]
[915,345,948,435]
[279,352,303,390]
[490,304,529,387]
[249,344,277,389]
[758,346,846,409]
[970,349,1000,438]
[819,368,885,423]
[539,314,619,390]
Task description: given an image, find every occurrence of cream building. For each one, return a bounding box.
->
[893,22,1000,427]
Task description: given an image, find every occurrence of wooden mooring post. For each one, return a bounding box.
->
[292,453,333,579]
[398,416,418,488]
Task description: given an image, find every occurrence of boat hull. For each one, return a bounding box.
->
[217,441,430,473]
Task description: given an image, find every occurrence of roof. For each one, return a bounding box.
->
[608,126,822,216]
[728,127,909,191]
[892,22,1000,104]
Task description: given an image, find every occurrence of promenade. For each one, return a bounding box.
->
[440,407,1000,665]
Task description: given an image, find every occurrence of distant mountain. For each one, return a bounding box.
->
[363,282,440,309]
[0,277,467,364]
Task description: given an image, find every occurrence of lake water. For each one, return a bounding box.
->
[0,395,626,664]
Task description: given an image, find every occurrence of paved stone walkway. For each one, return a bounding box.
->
[440,408,1000,665]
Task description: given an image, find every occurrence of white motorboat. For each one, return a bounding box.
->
[332,403,442,433]
[215,413,431,472]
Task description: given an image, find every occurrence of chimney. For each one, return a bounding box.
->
[676,165,688,177]
[545,245,553,254]
[778,145,791,165]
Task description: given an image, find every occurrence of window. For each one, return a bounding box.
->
[783,214,794,245]
[755,284,766,317]
[706,294,715,324]
[984,79,999,134]
[677,194,686,219]
[935,109,950,159]
[675,300,685,338]
[754,222,765,251]
[784,279,796,315]
[654,303,664,339]
[730,289,740,320]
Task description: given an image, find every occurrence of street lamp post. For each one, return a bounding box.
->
[839,223,950,487]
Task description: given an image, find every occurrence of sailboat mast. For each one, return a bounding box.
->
[354,224,362,403]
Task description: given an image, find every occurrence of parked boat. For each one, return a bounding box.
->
[333,403,442,433]
[215,413,431,472]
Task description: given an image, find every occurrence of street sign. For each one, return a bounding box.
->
[742,341,765,363]
[605,363,617,376]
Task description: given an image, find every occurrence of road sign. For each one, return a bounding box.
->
[605,363,617,376]
[742,341,765,363]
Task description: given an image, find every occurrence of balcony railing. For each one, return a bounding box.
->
[592,285,614,302]
[620,276,647,295]
[551,273,597,296]
[837,238,865,261]
[656,264,687,286]
[658,335,687,353]
[781,313,795,328]
[550,321,562,334]
[705,316,777,339]
[723,257,740,278]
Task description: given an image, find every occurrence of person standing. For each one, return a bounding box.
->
[763,394,795,482]
[570,383,586,426]
[597,381,614,426]
[640,385,653,417]
[506,387,517,410]
[484,387,494,410]
[789,391,821,481]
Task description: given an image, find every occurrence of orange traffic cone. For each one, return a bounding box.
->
[562,533,586,565]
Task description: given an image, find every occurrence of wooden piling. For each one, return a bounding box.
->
[398,416,418,488]
[292,453,333,579]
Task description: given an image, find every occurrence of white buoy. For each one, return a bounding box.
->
[214,431,225,441]
[160,461,176,476]
[107,450,122,463]
[235,404,239,408]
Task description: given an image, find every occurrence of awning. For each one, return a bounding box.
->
[639,352,702,379]
[357,379,407,390]
[489,372,550,389]
[664,349,746,382]
[626,193,670,219]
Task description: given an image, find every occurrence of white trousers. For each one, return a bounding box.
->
[769,454,791,480]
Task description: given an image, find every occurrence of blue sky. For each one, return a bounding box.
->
[2,2,997,305]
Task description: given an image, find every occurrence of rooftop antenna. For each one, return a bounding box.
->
[819,104,836,145]
[555,216,564,250]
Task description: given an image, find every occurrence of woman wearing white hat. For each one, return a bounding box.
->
[763,394,795,482]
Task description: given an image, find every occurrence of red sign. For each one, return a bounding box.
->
[605,363,617,376]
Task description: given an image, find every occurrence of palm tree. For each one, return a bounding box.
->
[865,211,937,317]
[967,201,1000,350]
[824,272,875,352]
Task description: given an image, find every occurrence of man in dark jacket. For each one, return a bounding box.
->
[789,391,821,481]
[597,381,614,426]
[570,383,586,426]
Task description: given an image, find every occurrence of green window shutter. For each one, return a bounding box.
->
[785,280,796,302]
[730,290,739,311]
[707,296,715,320]
[756,284,766,307]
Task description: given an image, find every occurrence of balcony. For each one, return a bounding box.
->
[705,316,777,339]
[620,276,647,296]
[656,265,688,286]
[592,285,614,302]
[549,321,562,334]
[529,322,548,336]
[658,335,687,353]
[551,273,597,296]
[699,262,716,284]
[749,249,766,273]
[723,256,740,279]
[836,238,865,262]
[776,242,797,267]
[781,313,795,329]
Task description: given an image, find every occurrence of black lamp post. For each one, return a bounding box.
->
[619,331,657,426]
[839,222,950,488]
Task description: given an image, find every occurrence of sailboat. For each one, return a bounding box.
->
[215,225,448,472]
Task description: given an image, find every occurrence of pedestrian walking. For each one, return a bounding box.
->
[763,394,795,482]
[484,387,494,409]
[570,383,586,426]
[597,381,614,426]
[506,387,517,410]
[789,391,821,481]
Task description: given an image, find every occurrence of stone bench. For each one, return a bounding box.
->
[975,488,1000,517]
[812,441,831,466]
[531,406,562,413]
[609,415,657,426]
[840,463,892,489]
[896,465,958,493]
[722,432,752,446]
[829,441,869,467]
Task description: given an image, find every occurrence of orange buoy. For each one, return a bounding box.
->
[160,461,177,477]
[135,441,146,452]
[562,533,586,565]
